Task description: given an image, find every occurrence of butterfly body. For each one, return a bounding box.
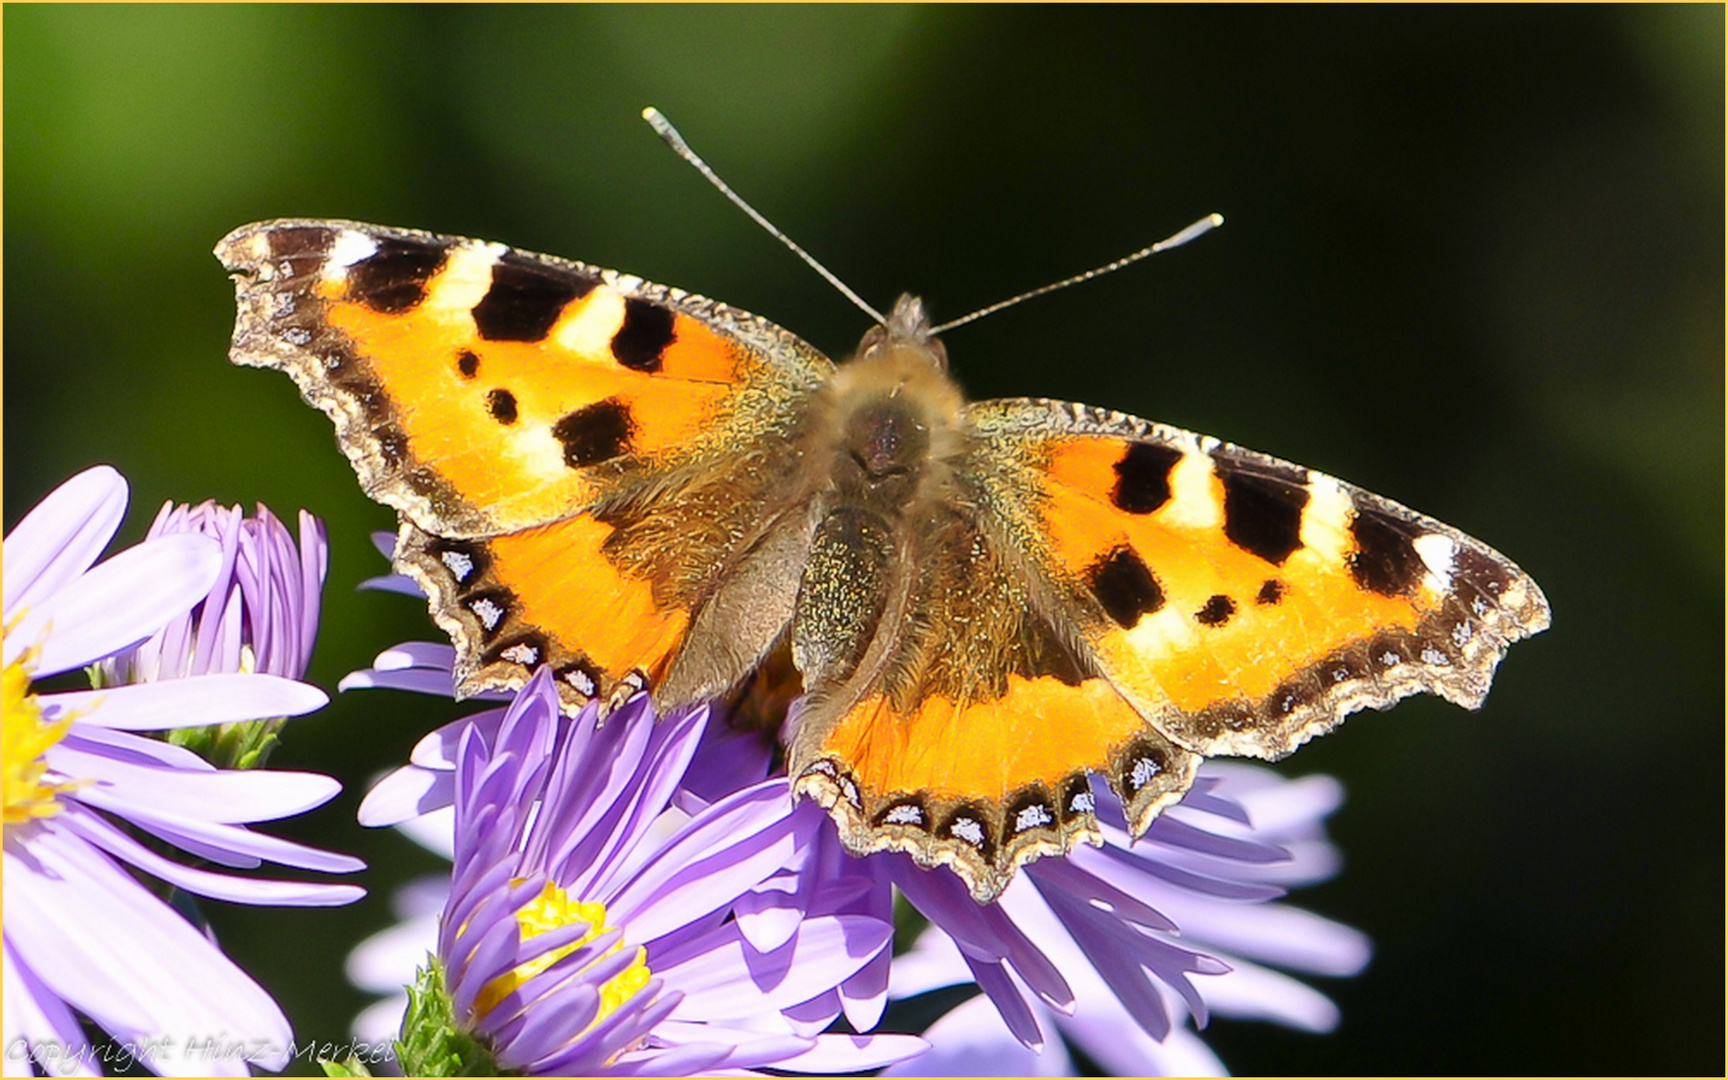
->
[221,219,1549,902]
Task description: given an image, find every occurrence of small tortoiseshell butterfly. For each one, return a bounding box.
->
[219,121,1548,903]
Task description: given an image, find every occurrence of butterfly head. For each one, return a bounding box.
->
[857,293,949,374]
[812,294,966,512]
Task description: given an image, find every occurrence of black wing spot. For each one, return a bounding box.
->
[936,804,997,863]
[1256,579,1286,605]
[552,398,636,468]
[611,298,677,373]
[555,657,604,699]
[874,797,932,831]
[484,633,549,669]
[1058,774,1096,824]
[425,538,490,587]
[1217,459,1309,565]
[265,226,338,260]
[1322,646,1371,685]
[1271,676,1318,716]
[372,426,409,468]
[1111,443,1184,514]
[486,388,519,425]
[456,349,480,379]
[1117,739,1173,794]
[1087,546,1165,629]
[1195,594,1236,627]
[1349,508,1425,597]
[462,588,515,640]
[472,252,596,342]
[1003,786,1059,839]
[1452,545,1514,603]
[346,237,451,314]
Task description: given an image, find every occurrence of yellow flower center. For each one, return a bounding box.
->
[472,882,652,1026]
[3,649,80,827]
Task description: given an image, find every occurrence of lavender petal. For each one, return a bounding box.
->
[659,916,890,1021]
[358,764,456,826]
[3,465,128,621]
[59,809,363,906]
[880,993,1062,1078]
[8,534,221,676]
[46,672,326,732]
[1182,953,1344,1031]
[47,742,342,823]
[4,832,293,1073]
[1060,1007,1228,1077]
[774,1032,929,1073]
[72,784,364,873]
[3,937,98,1078]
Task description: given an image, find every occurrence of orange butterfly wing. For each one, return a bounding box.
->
[224,220,1551,902]
[219,220,832,706]
[970,398,1551,761]
[793,394,1548,902]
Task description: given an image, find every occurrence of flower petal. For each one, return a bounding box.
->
[1188,953,1345,1031]
[58,725,213,772]
[1150,891,1372,976]
[3,938,99,1078]
[72,781,363,873]
[603,1040,734,1076]
[358,764,456,827]
[660,916,891,1021]
[887,927,975,999]
[1060,1005,1228,1077]
[45,673,326,731]
[48,741,343,823]
[607,782,803,944]
[3,465,127,621]
[345,913,439,995]
[5,826,292,1075]
[8,534,221,676]
[734,870,812,954]
[60,806,363,906]
[840,942,891,1033]
[896,860,1074,1012]
[774,1032,929,1073]
[961,955,1044,1052]
[881,993,1063,1077]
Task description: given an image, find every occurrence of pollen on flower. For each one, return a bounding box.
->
[3,650,81,826]
[472,881,652,1023]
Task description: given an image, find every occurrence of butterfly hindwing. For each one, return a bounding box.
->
[788,500,1199,903]
[967,397,1552,761]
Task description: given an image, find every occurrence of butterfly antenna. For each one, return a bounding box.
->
[643,107,888,326]
[928,212,1225,335]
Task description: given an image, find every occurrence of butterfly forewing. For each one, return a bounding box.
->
[966,397,1551,761]
[218,219,832,538]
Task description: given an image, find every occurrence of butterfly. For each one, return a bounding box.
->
[218,196,1548,903]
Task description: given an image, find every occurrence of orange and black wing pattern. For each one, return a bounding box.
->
[219,219,831,708]
[789,504,1199,903]
[968,397,1551,762]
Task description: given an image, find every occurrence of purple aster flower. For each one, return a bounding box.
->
[3,465,365,1076]
[98,499,326,684]
[343,530,1365,1075]
[879,764,1370,1076]
[361,667,923,1076]
[95,498,328,771]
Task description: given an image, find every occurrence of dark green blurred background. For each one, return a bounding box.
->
[6,6,1722,1075]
